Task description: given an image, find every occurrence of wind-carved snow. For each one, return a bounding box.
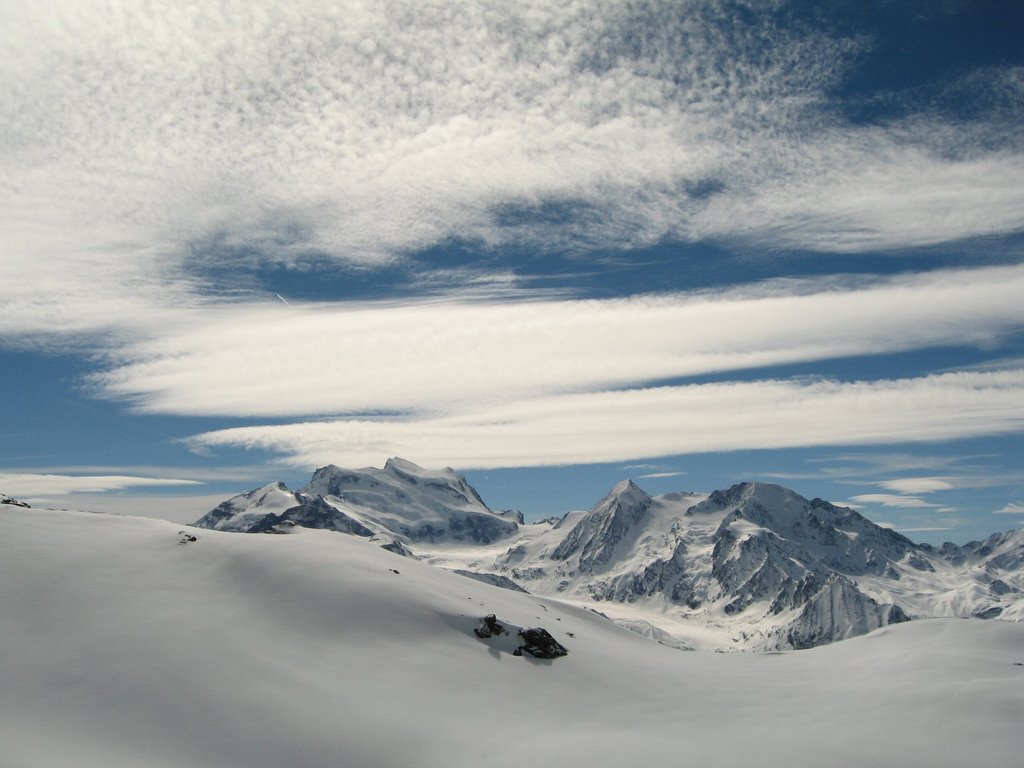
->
[193,461,1024,651]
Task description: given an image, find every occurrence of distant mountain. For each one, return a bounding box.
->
[193,461,1024,651]
[497,481,916,650]
[0,493,30,508]
[195,481,375,536]
[194,457,520,544]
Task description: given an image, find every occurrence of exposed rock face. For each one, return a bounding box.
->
[551,480,652,572]
[0,493,30,508]
[761,574,910,651]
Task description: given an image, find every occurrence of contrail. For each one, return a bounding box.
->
[275,293,291,306]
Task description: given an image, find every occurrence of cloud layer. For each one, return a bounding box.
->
[93,263,1024,418]
[2,2,1023,479]
[0,473,200,496]
[3,1,1024,345]
[188,368,1024,469]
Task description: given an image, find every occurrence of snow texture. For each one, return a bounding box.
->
[1,505,1021,768]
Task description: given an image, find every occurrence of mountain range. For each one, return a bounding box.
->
[194,457,1024,651]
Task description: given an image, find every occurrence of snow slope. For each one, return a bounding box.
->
[2,505,1022,768]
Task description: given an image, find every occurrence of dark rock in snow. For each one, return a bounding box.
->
[474,614,507,638]
[471,615,568,659]
[515,628,568,659]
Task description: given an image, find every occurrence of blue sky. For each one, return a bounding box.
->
[2,0,1024,543]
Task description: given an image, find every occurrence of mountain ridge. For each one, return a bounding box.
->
[191,458,1024,651]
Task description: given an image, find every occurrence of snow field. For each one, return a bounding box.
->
[1,507,1021,768]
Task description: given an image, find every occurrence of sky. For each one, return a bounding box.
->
[2,0,1024,543]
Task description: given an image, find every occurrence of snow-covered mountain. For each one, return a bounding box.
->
[492,480,917,650]
[4,505,1022,767]
[193,460,1024,651]
[195,457,520,544]
[195,481,374,536]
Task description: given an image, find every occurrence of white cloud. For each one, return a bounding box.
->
[848,494,943,509]
[4,2,1024,480]
[0,473,201,496]
[994,502,1024,515]
[696,129,1024,252]
[878,478,956,494]
[3,1,1023,349]
[638,472,687,479]
[877,524,955,533]
[876,474,1024,494]
[91,263,1024,418]
[6,464,283,484]
[187,368,1024,469]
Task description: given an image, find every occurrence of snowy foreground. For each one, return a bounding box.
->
[3,507,1022,768]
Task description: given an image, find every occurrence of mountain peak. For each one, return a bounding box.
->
[197,457,519,544]
[383,456,460,481]
[609,478,650,503]
[550,479,652,569]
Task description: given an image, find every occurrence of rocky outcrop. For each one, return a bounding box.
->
[472,615,568,659]
[762,574,910,651]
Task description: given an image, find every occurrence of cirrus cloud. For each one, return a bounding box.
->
[877,478,956,494]
[3,1,1024,352]
[186,368,1024,470]
[0,473,201,497]
[90,263,1024,418]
